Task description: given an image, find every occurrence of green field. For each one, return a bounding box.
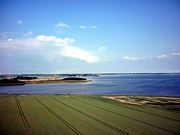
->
[0,94,180,135]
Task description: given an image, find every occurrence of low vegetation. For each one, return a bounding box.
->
[0,94,180,135]
[0,77,91,85]
[0,78,25,86]
[103,95,180,112]
[61,77,87,81]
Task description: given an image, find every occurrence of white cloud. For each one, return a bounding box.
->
[16,20,23,24]
[55,22,70,28]
[122,54,169,61]
[79,26,87,29]
[38,35,99,63]
[90,26,97,29]
[122,56,146,61]
[157,54,167,59]
[0,38,40,48]
[172,52,180,56]
[35,35,74,46]
[79,26,97,29]
[0,35,98,63]
[61,46,99,63]
[7,38,13,41]
[36,35,56,41]
[98,46,107,52]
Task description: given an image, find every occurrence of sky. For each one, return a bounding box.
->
[0,0,180,73]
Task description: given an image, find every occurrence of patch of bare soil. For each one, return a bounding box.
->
[103,95,180,111]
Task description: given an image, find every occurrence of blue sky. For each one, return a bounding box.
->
[0,0,180,73]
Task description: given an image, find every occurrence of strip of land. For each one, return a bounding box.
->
[0,76,91,86]
[103,95,180,112]
[0,94,180,135]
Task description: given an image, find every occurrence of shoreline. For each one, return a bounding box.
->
[0,76,92,86]
[0,83,25,86]
[0,93,179,97]
[23,79,92,84]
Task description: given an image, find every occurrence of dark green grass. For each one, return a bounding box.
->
[0,95,25,135]
[53,95,180,135]
[0,94,180,135]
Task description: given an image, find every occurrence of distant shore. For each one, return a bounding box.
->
[24,79,92,84]
[21,77,92,84]
[0,82,25,86]
[0,76,92,86]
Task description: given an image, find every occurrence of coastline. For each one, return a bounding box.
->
[0,76,92,85]
[0,83,25,86]
[24,79,92,84]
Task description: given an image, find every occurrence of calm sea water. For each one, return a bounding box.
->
[0,74,180,96]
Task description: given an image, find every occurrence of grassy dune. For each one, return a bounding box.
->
[0,94,180,135]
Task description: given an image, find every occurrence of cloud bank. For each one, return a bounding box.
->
[61,46,99,63]
[0,35,98,63]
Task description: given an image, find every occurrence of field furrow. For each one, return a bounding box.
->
[70,96,179,135]
[49,95,129,135]
[34,97,82,135]
[52,95,180,135]
[15,97,32,135]
[1,94,180,135]
[89,96,180,121]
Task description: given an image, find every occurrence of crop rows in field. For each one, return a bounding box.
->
[69,96,178,135]
[15,97,32,135]
[89,96,180,122]
[1,94,180,135]
[34,97,82,135]
[48,96,129,135]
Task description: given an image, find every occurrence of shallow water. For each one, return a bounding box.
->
[0,73,180,96]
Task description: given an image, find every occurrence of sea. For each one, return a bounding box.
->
[0,73,180,96]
